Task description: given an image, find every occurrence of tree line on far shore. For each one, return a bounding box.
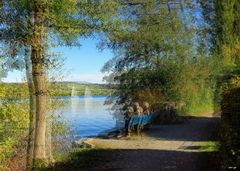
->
[0,82,112,98]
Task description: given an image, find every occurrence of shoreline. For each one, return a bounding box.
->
[74,126,126,148]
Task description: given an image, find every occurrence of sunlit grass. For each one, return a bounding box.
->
[185,103,214,116]
[199,141,219,152]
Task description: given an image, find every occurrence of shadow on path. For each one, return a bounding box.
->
[143,116,220,142]
[44,149,219,171]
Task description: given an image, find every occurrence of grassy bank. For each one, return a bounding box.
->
[184,103,214,116]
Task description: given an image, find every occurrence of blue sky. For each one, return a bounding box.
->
[3,38,113,83]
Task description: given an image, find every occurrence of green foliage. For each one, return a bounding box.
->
[0,84,75,169]
[201,0,240,67]
[103,1,214,115]
[0,87,29,168]
[0,83,29,99]
[33,159,49,170]
[213,67,240,112]
[0,82,112,98]
[49,82,113,97]
[201,0,240,169]
[220,85,240,170]
[110,57,214,114]
[219,68,240,93]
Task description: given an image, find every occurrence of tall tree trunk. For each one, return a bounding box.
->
[31,0,48,167]
[46,97,54,163]
[25,46,36,171]
[42,24,54,163]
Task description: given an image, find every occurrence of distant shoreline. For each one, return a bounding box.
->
[0,82,114,97]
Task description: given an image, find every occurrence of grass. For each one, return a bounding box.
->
[197,141,219,152]
[184,103,214,116]
[203,141,219,152]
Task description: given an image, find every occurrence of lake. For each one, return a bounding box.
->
[60,96,124,138]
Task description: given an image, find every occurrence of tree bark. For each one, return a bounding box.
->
[25,46,36,171]
[42,24,54,163]
[31,0,48,167]
[46,97,54,163]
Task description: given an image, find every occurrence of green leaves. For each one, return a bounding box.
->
[102,1,215,114]
[0,95,29,168]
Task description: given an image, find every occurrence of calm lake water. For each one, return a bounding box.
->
[60,96,124,138]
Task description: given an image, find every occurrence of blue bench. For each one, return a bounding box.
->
[128,114,152,131]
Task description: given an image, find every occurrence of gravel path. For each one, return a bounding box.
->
[84,116,220,171]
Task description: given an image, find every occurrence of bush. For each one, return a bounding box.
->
[111,58,214,117]
[0,100,29,169]
[219,68,240,169]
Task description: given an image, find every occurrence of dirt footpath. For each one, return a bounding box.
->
[84,116,220,171]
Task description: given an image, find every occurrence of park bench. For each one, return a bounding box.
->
[128,114,152,132]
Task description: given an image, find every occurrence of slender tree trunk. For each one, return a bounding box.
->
[42,25,54,163]
[25,46,36,171]
[31,1,48,167]
[46,97,54,163]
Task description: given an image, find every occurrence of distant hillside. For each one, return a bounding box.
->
[0,82,113,98]
[49,82,113,96]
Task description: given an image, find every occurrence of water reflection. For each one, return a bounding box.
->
[84,86,92,114]
[61,96,123,138]
[71,97,79,113]
[84,96,92,114]
[71,86,78,113]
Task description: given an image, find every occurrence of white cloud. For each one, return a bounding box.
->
[63,73,107,84]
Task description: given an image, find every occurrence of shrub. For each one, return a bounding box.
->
[219,68,240,169]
